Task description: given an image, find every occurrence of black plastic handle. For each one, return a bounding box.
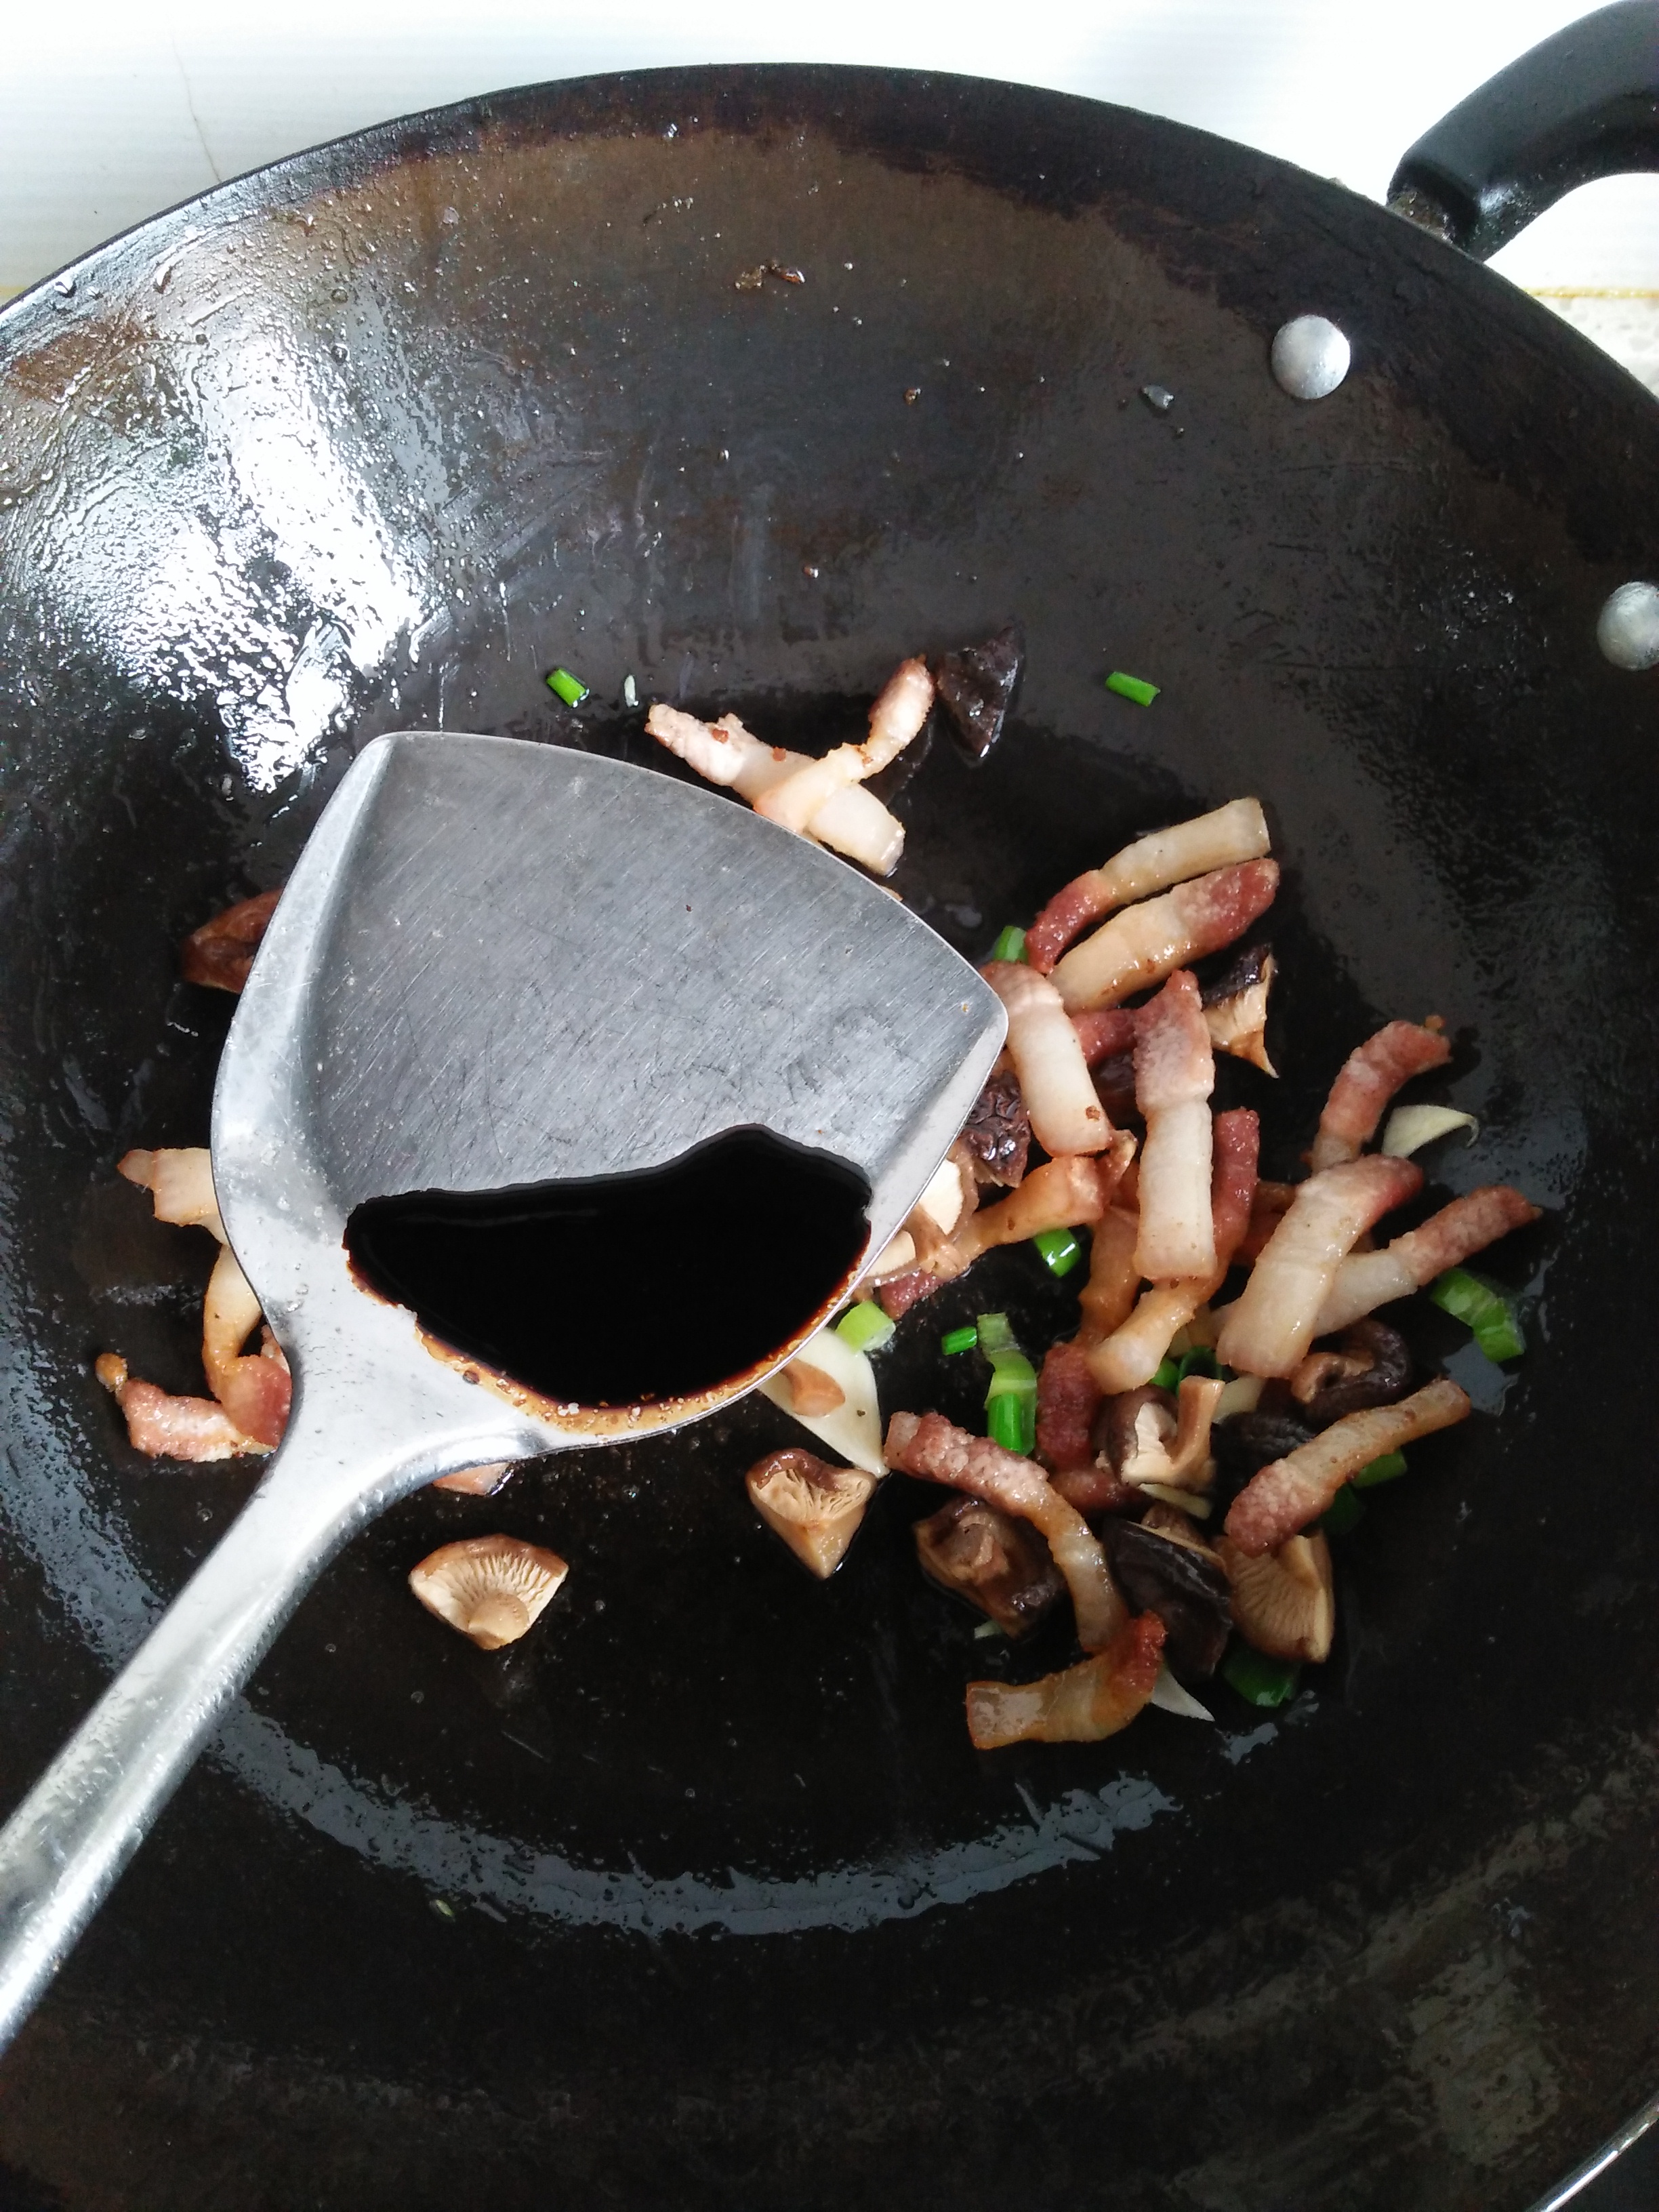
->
[1388,0,1659,260]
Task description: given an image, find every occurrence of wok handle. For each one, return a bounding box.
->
[1388,0,1659,259]
[0,1407,424,2053]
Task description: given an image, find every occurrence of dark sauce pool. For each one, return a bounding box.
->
[344,1126,872,1406]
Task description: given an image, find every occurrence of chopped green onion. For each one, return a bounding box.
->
[985,1349,1037,1400]
[1319,1484,1366,1536]
[972,1619,1004,1641]
[989,924,1027,964]
[1151,1357,1181,1392]
[1176,1345,1222,1382]
[546,665,590,706]
[430,1898,456,1921]
[1032,1227,1084,1277]
[1221,1645,1301,1707]
[987,1389,1036,1456]
[1353,1448,1408,1488]
[836,1300,895,1355]
[975,1312,1019,1356]
[1430,1267,1526,1361]
[1105,670,1160,707]
[941,1324,979,1356]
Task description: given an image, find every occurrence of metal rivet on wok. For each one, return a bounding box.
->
[1271,315,1351,401]
[1596,581,1659,670]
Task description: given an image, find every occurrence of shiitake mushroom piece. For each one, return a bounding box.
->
[1292,1317,1414,1429]
[934,626,1023,763]
[1101,1519,1232,1679]
[914,1496,1063,1636]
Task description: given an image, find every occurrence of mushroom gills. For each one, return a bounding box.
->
[1218,1531,1336,1662]
[408,1534,570,1650]
[747,1448,878,1578]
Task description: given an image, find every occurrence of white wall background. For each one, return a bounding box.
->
[4,1,1658,380]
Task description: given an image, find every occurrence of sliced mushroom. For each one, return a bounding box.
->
[913,1496,1063,1635]
[1201,945,1277,1074]
[1101,1518,1232,1677]
[1294,1317,1413,1429]
[409,1534,569,1650]
[934,626,1022,763]
[747,1449,878,1578]
[1212,1406,1318,1492]
[1094,1376,1223,1492]
[958,1066,1031,1188]
[1218,1532,1335,1662]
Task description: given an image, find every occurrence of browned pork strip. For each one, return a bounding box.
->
[1035,1341,1103,1472]
[96,1353,268,1461]
[884,1411,1128,1650]
[965,1613,1166,1748]
[1076,1205,1141,1348]
[180,888,282,994]
[1313,1185,1542,1334]
[1049,859,1279,1012]
[1069,1007,1137,1067]
[1309,1020,1453,1173]
[1026,800,1271,975]
[1216,1155,1424,1378]
[1224,1378,1472,1554]
[202,1244,291,1448]
[950,1146,1126,1269]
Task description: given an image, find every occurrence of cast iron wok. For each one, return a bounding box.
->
[0,24,1658,2212]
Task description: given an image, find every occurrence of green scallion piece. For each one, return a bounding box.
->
[972,1618,1004,1641]
[1429,1267,1526,1361]
[987,1389,1036,1456]
[941,1324,979,1356]
[1221,1645,1301,1708]
[546,665,590,707]
[1032,1227,1084,1277]
[975,1312,1020,1356]
[1319,1484,1366,1537]
[1353,1448,1408,1489]
[1176,1345,1222,1382]
[836,1300,895,1355]
[988,924,1027,964]
[1151,1357,1181,1392]
[1105,670,1160,707]
[984,1349,1038,1401]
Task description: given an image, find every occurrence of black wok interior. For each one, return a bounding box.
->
[0,64,1657,2210]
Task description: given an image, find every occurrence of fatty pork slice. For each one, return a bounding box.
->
[949,1143,1129,1269]
[96,1353,268,1461]
[1089,1107,1258,1395]
[965,1613,1166,1749]
[752,659,935,835]
[1313,1185,1542,1334]
[982,960,1112,1156]
[201,1244,291,1448]
[1309,1021,1453,1173]
[1224,1378,1471,1555]
[1026,799,1271,975]
[1048,859,1279,1012]
[1216,1155,1423,1379]
[884,1411,1127,1651]
[1132,971,1216,1283]
[644,705,905,875]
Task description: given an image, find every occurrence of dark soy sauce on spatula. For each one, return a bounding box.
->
[344,1126,872,1406]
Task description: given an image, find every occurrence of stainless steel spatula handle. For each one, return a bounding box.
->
[0,1393,527,2051]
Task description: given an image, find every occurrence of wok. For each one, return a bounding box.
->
[0,10,1657,2207]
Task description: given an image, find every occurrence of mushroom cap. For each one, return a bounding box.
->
[408,1534,569,1649]
[746,1448,878,1578]
[914,1494,1063,1635]
[1218,1530,1335,1662]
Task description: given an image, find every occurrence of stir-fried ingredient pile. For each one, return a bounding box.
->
[100,649,1540,1731]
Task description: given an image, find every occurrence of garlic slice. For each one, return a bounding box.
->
[1380,1105,1479,1158]
[759,1323,886,1475]
[1148,1664,1215,1721]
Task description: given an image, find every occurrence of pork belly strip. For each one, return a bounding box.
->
[1076,1205,1141,1348]
[1050,859,1280,1012]
[752,659,934,834]
[118,1146,224,1240]
[1224,1378,1471,1555]
[1036,1341,1102,1472]
[1026,800,1271,974]
[983,960,1112,1156]
[1070,1008,1136,1066]
[1087,1108,1258,1395]
[644,704,905,874]
[202,1244,291,1448]
[1132,970,1216,1282]
[951,1144,1128,1269]
[884,1411,1127,1650]
[1309,1021,1453,1173]
[1216,1155,1424,1378]
[965,1612,1166,1748]
[1313,1185,1542,1334]
[95,1353,268,1461]
[180,888,282,994]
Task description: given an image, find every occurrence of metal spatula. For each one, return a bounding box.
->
[0,733,1004,2046]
